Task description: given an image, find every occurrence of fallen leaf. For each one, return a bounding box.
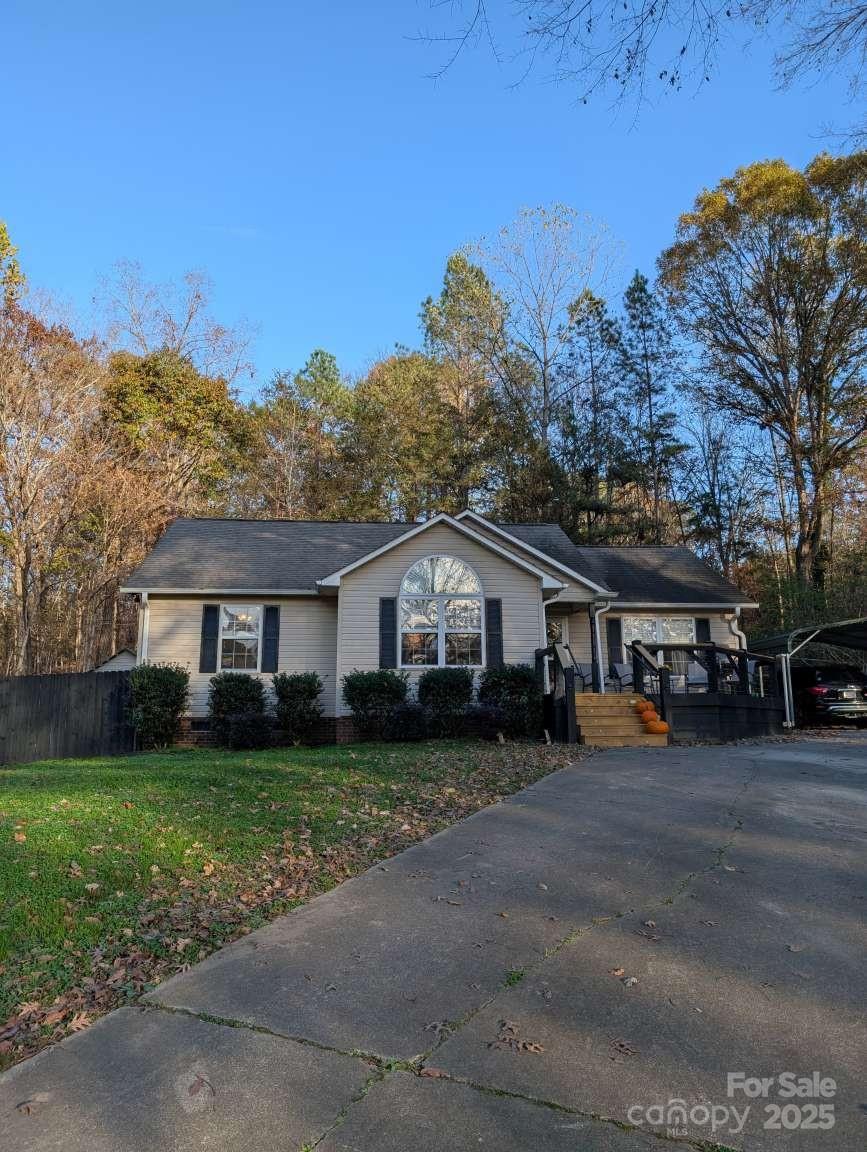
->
[188,1073,215,1098]
[419,1066,448,1078]
[609,967,625,977]
[13,832,26,843]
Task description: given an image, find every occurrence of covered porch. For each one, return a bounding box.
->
[537,626,786,745]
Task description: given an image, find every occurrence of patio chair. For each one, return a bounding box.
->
[609,662,634,693]
[574,662,595,692]
[685,661,709,693]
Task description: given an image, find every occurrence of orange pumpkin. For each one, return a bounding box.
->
[634,700,654,715]
[641,710,660,724]
[645,720,669,734]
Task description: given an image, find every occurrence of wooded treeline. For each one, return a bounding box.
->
[1,152,865,674]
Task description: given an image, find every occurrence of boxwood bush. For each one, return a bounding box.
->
[341,669,408,738]
[272,671,324,744]
[417,667,474,736]
[128,662,189,749]
[478,664,542,737]
[208,672,267,746]
[226,709,273,750]
[382,700,428,742]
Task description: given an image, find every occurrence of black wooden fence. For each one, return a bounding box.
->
[0,670,135,766]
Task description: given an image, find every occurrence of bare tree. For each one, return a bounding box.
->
[98,260,253,384]
[0,308,111,672]
[468,204,620,445]
[423,0,867,134]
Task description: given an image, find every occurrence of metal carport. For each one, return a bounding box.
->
[750,616,867,727]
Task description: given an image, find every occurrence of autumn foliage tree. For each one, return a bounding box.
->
[659,153,867,587]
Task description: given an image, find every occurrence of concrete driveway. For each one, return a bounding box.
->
[3,738,866,1151]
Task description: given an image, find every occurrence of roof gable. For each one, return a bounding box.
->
[317,513,564,588]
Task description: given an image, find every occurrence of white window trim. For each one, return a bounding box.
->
[218,602,264,674]
[398,555,486,670]
[620,615,697,660]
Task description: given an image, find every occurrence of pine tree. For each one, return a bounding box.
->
[618,272,686,543]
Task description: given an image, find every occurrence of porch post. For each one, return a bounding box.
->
[589,600,610,693]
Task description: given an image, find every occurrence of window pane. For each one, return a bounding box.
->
[221,637,258,670]
[401,632,438,665]
[401,556,481,595]
[444,598,481,630]
[221,604,261,638]
[433,557,481,594]
[445,633,482,665]
[621,617,658,647]
[546,618,563,644]
[400,598,438,630]
[401,558,436,595]
[660,617,696,643]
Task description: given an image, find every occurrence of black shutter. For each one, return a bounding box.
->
[606,616,623,670]
[695,617,711,643]
[379,598,397,668]
[485,598,503,668]
[261,605,280,673]
[199,605,220,673]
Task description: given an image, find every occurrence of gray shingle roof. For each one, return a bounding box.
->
[569,546,752,604]
[498,525,750,604]
[122,519,413,591]
[122,517,753,605]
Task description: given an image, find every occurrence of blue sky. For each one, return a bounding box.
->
[4,1,853,395]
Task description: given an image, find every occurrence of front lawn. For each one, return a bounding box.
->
[0,740,579,1068]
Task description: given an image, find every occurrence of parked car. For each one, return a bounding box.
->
[792,664,867,725]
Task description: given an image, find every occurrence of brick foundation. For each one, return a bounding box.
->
[175,714,358,749]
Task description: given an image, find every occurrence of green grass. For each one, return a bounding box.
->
[0,740,578,1067]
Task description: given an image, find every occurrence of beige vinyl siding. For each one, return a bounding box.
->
[335,523,545,715]
[145,596,338,716]
[466,522,595,603]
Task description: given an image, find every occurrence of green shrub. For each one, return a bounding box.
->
[208,672,266,745]
[128,663,189,749]
[341,669,408,738]
[463,701,507,740]
[272,672,324,744]
[478,664,542,737]
[417,667,474,736]
[382,701,428,742]
[227,710,273,750]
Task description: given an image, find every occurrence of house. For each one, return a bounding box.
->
[121,511,757,740]
[93,647,137,672]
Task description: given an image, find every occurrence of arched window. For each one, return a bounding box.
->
[400,556,483,667]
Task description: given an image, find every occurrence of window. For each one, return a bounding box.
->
[546,616,569,645]
[621,616,697,674]
[400,556,483,667]
[219,604,262,670]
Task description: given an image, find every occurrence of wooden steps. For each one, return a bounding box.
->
[574,692,669,748]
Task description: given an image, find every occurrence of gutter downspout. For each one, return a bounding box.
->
[592,600,612,693]
[728,607,748,650]
[137,593,149,664]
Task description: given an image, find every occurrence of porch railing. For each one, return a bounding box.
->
[630,642,779,699]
